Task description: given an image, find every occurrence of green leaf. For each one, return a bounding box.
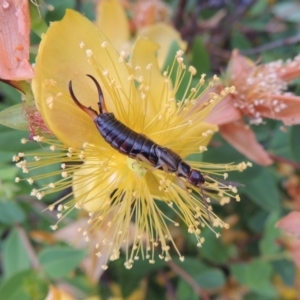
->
[0,201,25,225]
[2,229,31,279]
[177,279,198,300]
[0,182,19,200]
[0,152,16,164]
[249,0,268,16]
[0,128,36,152]
[231,30,252,49]
[161,40,191,100]
[248,210,269,233]
[110,257,166,297]
[0,269,48,300]
[0,165,19,181]
[194,269,225,289]
[80,1,96,20]
[269,126,293,159]
[242,168,280,211]
[0,81,22,106]
[45,0,76,23]
[272,259,296,286]
[272,2,300,22]
[0,270,33,300]
[199,229,232,264]
[259,211,281,256]
[290,124,300,163]
[191,37,210,75]
[244,293,274,300]
[29,1,48,37]
[231,259,276,297]
[38,246,86,279]
[174,257,225,289]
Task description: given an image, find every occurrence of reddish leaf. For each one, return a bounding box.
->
[277,211,300,239]
[0,0,34,80]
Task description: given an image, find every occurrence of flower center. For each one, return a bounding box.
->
[127,157,147,177]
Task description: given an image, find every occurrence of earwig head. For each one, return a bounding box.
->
[188,169,205,186]
[68,75,108,120]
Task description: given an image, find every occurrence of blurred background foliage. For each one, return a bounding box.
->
[1,0,300,299]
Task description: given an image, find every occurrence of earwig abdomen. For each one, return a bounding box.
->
[95,112,155,159]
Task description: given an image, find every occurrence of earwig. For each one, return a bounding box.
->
[69,75,206,186]
[69,75,212,218]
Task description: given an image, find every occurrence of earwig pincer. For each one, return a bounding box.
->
[69,75,206,189]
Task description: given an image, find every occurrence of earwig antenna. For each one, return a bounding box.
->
[86,74,108,114]
[206,174,244,187]
[69,80,98,120]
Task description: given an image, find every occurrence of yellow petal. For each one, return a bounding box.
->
[32,10,132,148]
[45,285,75,300]
[131,37,169,122]
[137,23,187,68]
[73,159,120,212]
[154,119,217,158]
[95,0,130,51]
[145,171,169,200]
[177,122,218,157]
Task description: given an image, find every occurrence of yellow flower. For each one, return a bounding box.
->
[96,0,186,68]
[15,10,249,269]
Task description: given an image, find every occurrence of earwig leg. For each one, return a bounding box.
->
[135,154,169,175]
[69,80,99,120]
[134,154,155,170]
[159,163,169,174]
[86,74,108,114]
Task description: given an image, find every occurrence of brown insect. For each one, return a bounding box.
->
[69,75,206,188]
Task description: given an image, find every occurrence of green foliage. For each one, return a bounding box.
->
[259,211,281,256]
[0,104,28,131]
[2,229,31,279]
[29,1,48,37]
[191,37,210,75]
[38,246,86,279]
[272,1,300,23]
[0,270,36,300]
[110,258,167,297]
[290,124,300,163]
[243,168,281,211]
[231,30,252,50]
[0,202,25,224]
[0,270,48,300]
[175,257,226,288]
[0,0,299,299]
[231,259,276,297]
[198,229,233,264]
